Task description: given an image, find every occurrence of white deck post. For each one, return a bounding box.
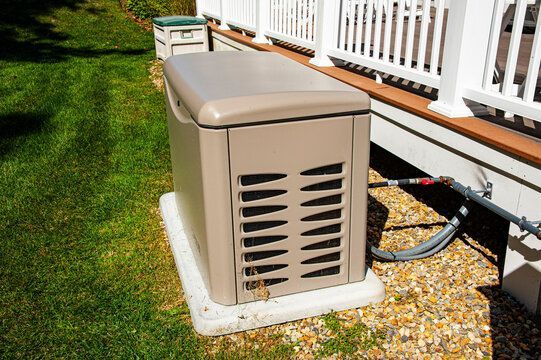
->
[219,0,231,30]
[310,0,339,67]
[428,0,494,118]
[253,0,272,44]
[195,0,204,18]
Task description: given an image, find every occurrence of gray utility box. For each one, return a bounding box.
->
[164,51,371,306]
[152,16,209,61]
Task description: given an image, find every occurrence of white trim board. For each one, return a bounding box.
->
[159,192,386,336]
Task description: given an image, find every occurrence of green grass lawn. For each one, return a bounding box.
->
[0,1,294,358]
[0,0,202,357]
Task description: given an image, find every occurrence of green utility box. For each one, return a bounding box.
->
[152,16,209,61]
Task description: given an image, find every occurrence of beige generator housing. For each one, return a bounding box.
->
[164,51,371,306]
[152,16,209,61]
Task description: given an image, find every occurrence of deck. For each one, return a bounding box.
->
[207,21,541,165]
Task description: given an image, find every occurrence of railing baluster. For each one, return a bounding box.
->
[404,0,417,68]
[293,0,297,36]
[355,0,365,55]
[244,0,247,26]
[287,0,291,35]
[270,0,273,31]
[523,8,541,102]
[230,0,234,23]
[247,0,250,26]
[239,0,243,25]
[301,0,307,39]
[253,0,257,27]
[307,0,314,41]
[502,0,527,96]
[416,0,430,72]
[347,0,357,51]
[429,0,444,75]
[297,0,301,37]
[339,0,348,50]
[382,0,393,62]
[252,0,255,26]
[291,0,295,36]
[373,0,384,59]
[294,0,300,38]
[282,0,285,34]
[276,0,280,33]
[280,0,283,33]
[288,0,293,36]
[279,0,284,34]
[364,0,374,56]
[393,0,405,65]
[273,0,278,32]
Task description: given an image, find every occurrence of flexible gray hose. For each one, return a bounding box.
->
[384,200,470,256]
[372,224,459,261]
[369,175,540,262]
[370,200,472,261]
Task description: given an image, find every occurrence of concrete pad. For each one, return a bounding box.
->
[160,192,386,336]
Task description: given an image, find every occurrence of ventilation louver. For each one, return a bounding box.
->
[234,159,350,301]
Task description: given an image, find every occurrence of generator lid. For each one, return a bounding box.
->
[152,16,207,27]
[163,51,370,128]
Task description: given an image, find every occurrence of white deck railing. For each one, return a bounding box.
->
[198,0,541,122]
[461,0,541,120]
[226,0,257,32]
[198,0,221,19]
[267,0,317,49]
[326,0,446,89]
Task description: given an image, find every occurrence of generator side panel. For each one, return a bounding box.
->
[349,114,370,282]
[228,117,355,303]
[166,82,237,305]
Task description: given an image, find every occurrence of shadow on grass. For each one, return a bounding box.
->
[0,0,149,63]
[0,112,49,157]
[0,0,207,357]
